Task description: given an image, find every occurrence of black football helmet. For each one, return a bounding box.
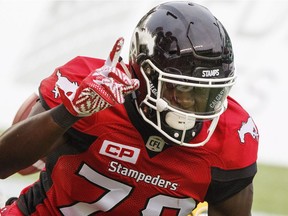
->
[129,1,236,147]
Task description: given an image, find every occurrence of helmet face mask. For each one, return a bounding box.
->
[129,1,236,147]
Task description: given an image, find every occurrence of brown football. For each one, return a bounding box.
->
[12,93,39,125]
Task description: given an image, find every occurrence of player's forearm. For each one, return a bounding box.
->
[0,106,76,178]
[208,184,253,216]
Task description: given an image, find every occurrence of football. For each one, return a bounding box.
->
[12,92,39,125]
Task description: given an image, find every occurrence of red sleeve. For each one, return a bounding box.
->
[204,97,259,203]
[219,96,259,170]
[39,56,106,133]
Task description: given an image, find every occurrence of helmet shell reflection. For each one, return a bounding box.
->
[129,1,236,147]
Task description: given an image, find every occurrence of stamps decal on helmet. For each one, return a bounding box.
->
[201,68,220,77]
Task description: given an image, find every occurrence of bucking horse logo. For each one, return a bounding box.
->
[238,117,259,143]
[52,70,79,98]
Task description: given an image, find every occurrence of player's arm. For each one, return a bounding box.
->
[10,93,46,175]
[208,183,253,216]
[0,103,70,179]
[0,37,139,179]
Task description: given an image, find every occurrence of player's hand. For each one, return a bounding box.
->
[57,37,139,117]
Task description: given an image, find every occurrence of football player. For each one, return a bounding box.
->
[0,1,259,215]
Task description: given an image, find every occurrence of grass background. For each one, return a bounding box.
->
[253,163,288,215]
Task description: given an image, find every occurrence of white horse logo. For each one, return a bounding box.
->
[238,117,259,143]
[52,70,79,98]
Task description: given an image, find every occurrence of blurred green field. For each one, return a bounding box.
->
[253,163,288,215]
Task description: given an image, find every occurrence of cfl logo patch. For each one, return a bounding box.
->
[146,136,165,152]
[99,140,140,164]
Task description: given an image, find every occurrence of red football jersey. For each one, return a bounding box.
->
[16,56,259,215]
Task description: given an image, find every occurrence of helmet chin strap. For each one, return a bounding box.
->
[155,98,219,147]
[165,112,196,131]
[180,116,219,147]
[156,98,196,130]
[156,98,168,112]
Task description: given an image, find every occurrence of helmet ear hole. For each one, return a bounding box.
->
[136,53,147,64]
[142,61,155,77]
